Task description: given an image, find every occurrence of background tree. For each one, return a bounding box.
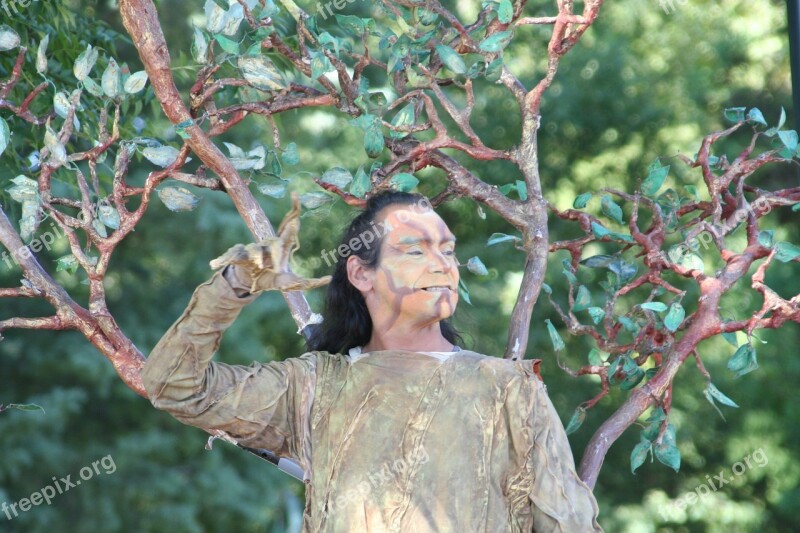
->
[1,0,797,531]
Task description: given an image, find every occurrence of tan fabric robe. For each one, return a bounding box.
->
[141,271,603,532]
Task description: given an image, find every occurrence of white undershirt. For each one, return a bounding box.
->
[347,345,462,363]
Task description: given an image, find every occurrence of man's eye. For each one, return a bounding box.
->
[407,250,423,255]
[443,250,455,256]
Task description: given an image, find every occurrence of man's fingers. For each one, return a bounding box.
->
[209,244,248,270]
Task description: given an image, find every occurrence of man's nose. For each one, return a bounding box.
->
[428,251,453,273]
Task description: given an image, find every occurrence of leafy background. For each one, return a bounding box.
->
[1,0,798,531]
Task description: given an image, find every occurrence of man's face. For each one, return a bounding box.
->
[365,205,459,330]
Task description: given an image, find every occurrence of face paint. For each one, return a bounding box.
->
[365,205,459,331]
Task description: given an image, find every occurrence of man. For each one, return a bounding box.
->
[142,191,602,531]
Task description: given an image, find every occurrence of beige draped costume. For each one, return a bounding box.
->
[141,271,603,532]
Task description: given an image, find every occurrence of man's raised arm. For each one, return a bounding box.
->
[141,194,331,461]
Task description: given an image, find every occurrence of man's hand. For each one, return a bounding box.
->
[210,193,332,294]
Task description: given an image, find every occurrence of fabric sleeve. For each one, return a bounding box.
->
[140,269,317,462]
[528,378,603,532]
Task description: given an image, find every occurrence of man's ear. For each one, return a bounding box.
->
[346,254,373,293]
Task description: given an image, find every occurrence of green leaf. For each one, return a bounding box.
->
[757,230,774,249]
[727,343,758,377]
[157,187,201,212]
[349,166,370,198]
[142,146,182,168]
[640,302,668,312]
[0,25,21,51]
[389,172,419,192]
[282,142,299,165]
[664,303,685,332]
[56,255,79,274]
[746,107,767,126]
[214,34,240,55]
[608,257,637,284]
[317,31,340,57]
[417,7,439,25]
[310,50,333,79]
[239,55,285,91]
[466,256,488,276]
[587,348,605,366]
[257,179,287,198]
[544,319,565,352]
[684,185,699,200]
[721,329,738,347]
[36,34,49,74]
[617,316,639,334]
[591,222,610,239]
[778,107,787,129]
[580,254,615,268]
[573,192,592,209]
[74,44,98,81]
[124,71,148,94]
[562,259,577,285]
[99,204,120,230]
[565,407,586,435]
[705,382,739,408]
[300,192,333,209]
[641,164,670,197]
[486,233,519,246]
[497,0,514,23]
[631,438,651,474]
[321,167,353,189]
[516,180,528,201]
[601,195,624,224]
[485,57,503,82]
[334,14,365,34]
[778,130,798,152]
[458,277,472,305]
[724,107,746,122]
[101,58,123,98]
[0,116,9,158]
[774,241,800,262]
[5,403,45,413]
[678,252,704,272]
[479,31,513,53]
[435,45,466,74]
[192,27,209,63]
[572,285,591,312]
[363,126,384,158]
[587,307,605,324]
[390,102,416,138]
[654,441,681,472]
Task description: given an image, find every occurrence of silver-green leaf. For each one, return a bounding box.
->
[158,186,201,212]
[0,25,20,51]
[74,44,99,81]
[238,56,285,91]
[124,71,148,94]
[142,146,182,168]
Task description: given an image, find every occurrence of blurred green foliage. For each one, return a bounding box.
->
[1,0,798,531]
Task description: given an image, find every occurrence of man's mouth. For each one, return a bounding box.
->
[420,285,453,292]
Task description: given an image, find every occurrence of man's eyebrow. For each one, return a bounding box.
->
[396,235,457,245]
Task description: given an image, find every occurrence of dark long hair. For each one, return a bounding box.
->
[305,191,463,354]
